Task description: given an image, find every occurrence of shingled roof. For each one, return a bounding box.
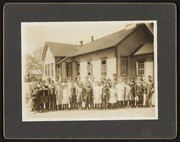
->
[42,24,145,60]
[42,42,78,60]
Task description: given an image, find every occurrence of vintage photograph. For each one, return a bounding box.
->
[21,21,158,121]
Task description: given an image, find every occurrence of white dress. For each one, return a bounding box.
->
[55,85,63,105]
[116,83,125,101]
[125,85,132,101]
[109,88,117,104]
[93,86,102,104]
[62,87,70,104]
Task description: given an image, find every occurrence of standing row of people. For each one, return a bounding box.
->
[28,74,155,113]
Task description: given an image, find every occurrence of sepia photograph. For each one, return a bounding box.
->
[21,21,158,121]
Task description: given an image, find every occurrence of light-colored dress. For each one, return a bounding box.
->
[116,83,126,101]
[125,85,132,101]
[93,86,102,104]
[109,88,117,104]
[55,85,63,105]
[62,87,70,104]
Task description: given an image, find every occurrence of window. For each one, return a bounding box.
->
[51,63,54,77]
[77,63,80,75]
[136,61,145,76]
[101,59,107,75]
[87,61,92,76]
[48,64,50,76]
[121,56,128,76]
[45,65,47,76]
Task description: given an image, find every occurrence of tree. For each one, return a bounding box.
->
[24,48,44,80]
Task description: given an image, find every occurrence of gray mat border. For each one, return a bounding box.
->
[3,3,177,139]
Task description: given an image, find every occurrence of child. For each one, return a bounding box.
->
[62,83,70,110]
[93,81,102,110]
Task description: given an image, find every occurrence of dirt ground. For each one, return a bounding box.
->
[23,105,157,121]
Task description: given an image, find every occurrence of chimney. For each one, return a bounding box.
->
[80,41,83,46]
[91,36,94,42]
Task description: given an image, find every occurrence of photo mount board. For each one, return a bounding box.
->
[3,3,177,139]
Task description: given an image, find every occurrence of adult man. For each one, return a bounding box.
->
[146,75,154,107]
[84,76,93,110]
[134,77,144,107]
[29,77,38,112]
[102,81,110,110]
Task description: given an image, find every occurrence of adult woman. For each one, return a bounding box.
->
[109,84,117,109]
[62,83,70,110]
[55,81,63,110]
[116,79,126,108]
[124,80,132,108]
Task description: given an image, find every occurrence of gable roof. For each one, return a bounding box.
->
[42,23,152,60]
[134,42,153,55]
[42,42,78,61]
[73,26,137,56]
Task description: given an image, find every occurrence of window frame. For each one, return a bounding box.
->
[51,63,54,77]
[101,59,107,76]
[136,60,145,76]
[87,60,92,76]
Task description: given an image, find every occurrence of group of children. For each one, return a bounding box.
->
[28,74,155,113]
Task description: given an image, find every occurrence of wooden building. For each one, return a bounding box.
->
[42,23,154,82]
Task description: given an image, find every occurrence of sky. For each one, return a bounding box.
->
[21,21,141,54]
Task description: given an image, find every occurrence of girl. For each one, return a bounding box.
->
[109,84,117,109]
[62,83,70,110]
[93,81,102,110]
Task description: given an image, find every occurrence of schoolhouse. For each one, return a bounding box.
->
[42,23,154,82]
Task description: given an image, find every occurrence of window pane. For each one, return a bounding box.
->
[138,61,145,75]
[121,57,128,76]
